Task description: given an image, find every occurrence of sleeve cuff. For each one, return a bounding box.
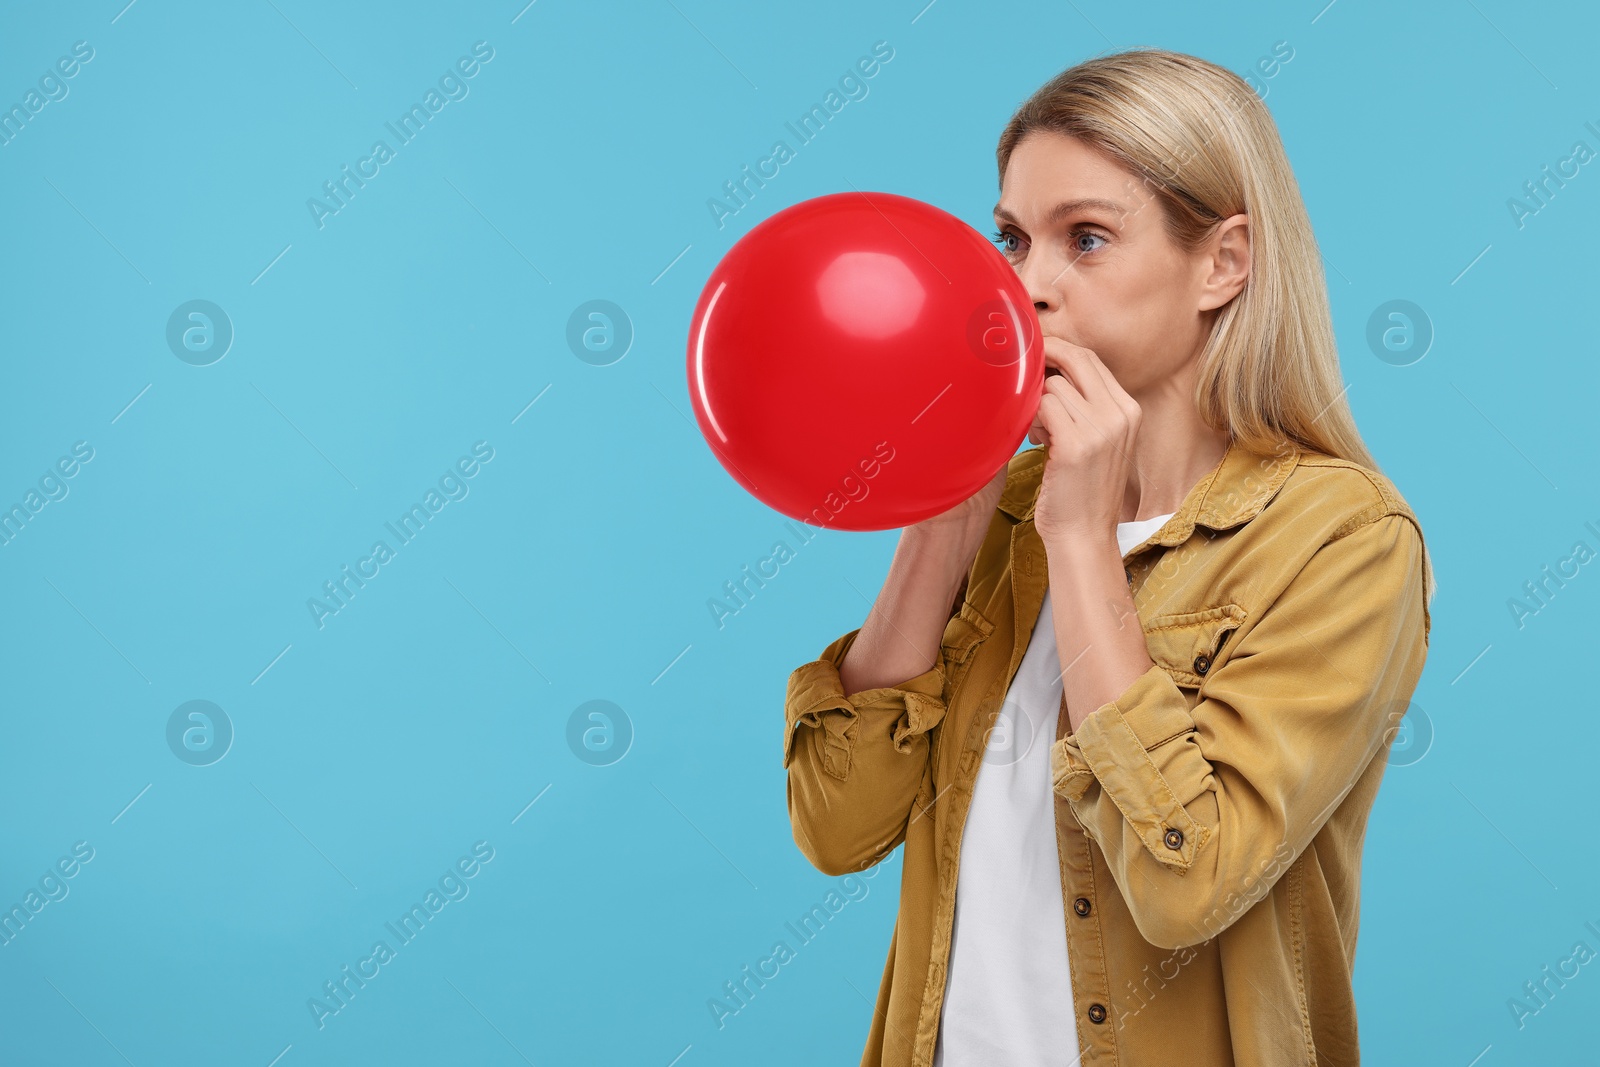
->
[1050,662,1213,872]
[784,628,947,777]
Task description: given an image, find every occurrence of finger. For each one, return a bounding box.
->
[1048,342,1141,443]
[1039,336,1084,373]
[1038,337,1085,382]
[1042,338,1110,408]
[1077,346,1137,417]
[1051,361,1125,446]
[1076,351,1142,438]
[1038,398,1071,441]
[1042,372,1087,424]
[1039,399,1090,463]
[1062,349,1115,410]
[1073,345,1118,398]
[1052,376,1137,462]
[1037,392,1074,439]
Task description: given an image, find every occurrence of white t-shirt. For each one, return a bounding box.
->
[933,511,1176,1066]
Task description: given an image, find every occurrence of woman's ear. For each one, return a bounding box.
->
[1197,213,1250,312]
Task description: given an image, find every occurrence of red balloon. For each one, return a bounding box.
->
[686,191,1043,531]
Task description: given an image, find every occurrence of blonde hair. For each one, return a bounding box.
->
[996,47,1435,605]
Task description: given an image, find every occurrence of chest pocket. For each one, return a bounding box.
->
[1143,603,1247,690]
[938,601,996,726]
[939,600,995,677]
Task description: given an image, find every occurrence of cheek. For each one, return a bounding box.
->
[1093,269,1189,362]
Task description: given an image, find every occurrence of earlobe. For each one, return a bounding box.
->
[1198,213,1251,312]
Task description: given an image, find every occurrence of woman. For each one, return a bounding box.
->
[782,48,1435,1066]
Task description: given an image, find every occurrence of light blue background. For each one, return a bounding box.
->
[1,1,1595,1064]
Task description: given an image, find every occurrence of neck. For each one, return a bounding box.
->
[1120,383,1231,524]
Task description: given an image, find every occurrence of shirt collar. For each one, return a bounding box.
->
[997,436,1301,547]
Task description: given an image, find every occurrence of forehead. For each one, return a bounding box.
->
[995,131,1156,221]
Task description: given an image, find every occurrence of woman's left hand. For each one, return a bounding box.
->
[1028,337,1143,545]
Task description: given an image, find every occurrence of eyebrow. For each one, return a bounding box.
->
[992,198,1129,227]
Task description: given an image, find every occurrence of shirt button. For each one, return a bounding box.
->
[1193,652,1211,675]
[1073,897,1091,917]
[1164,827,1185,850]
[1087,1003,1107,1024]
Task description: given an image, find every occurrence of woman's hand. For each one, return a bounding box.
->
[1029,337,1143,545]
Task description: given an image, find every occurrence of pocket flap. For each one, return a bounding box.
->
[940,600,995,665]
[1143,603,1246,688]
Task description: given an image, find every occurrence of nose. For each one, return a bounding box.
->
[1016,254,1058,318]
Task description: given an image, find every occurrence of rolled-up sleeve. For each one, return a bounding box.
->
[784,627,949,877]
[1050,512,1431,950]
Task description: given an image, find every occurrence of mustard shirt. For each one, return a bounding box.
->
[782,438,1433,1066]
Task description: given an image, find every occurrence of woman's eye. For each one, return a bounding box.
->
[990,229,1022,257]
[1072,231,1108,254]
